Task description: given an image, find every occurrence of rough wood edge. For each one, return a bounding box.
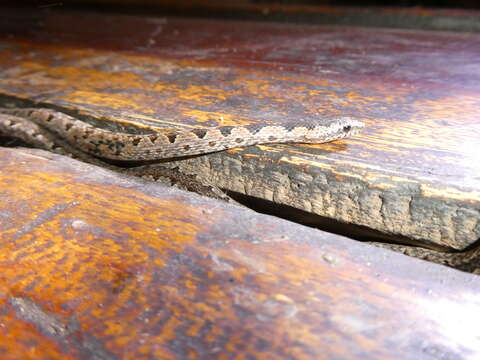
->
[153,150,480,250]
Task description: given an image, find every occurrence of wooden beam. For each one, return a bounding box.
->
[0,10,479,249]
[0,147,479,359]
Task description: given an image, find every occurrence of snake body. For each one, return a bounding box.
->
[0,108,364,161]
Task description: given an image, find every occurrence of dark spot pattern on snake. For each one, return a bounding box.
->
[166,133,177,144]
[191,128,207,139]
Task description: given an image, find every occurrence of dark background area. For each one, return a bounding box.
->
[262,0,479,8]
[254,0,479,8]
[8,0,480,9]
[2,0,480,33]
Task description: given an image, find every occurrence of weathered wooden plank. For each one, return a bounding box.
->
[0,146,479,359]
[0,10,479,249]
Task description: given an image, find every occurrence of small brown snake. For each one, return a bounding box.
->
[0,108,364,161]
[1,107,480,272]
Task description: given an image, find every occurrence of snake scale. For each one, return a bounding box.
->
[0,108,364,161]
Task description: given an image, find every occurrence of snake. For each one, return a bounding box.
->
[1,107,480,272]
[0,108,364,161]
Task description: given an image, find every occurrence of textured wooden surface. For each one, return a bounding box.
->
[0,9,479,249]
[0,146,480,359]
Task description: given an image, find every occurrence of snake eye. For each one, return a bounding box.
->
[343,126,351,132]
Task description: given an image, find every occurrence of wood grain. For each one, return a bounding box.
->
[1,147,480,359]
[0,10,479,249]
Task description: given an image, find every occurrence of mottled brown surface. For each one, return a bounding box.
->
[0,10,479,249]
[1,146,480,359]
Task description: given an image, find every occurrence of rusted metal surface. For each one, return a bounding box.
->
[0,147,479,359]
[0,10,479,249]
